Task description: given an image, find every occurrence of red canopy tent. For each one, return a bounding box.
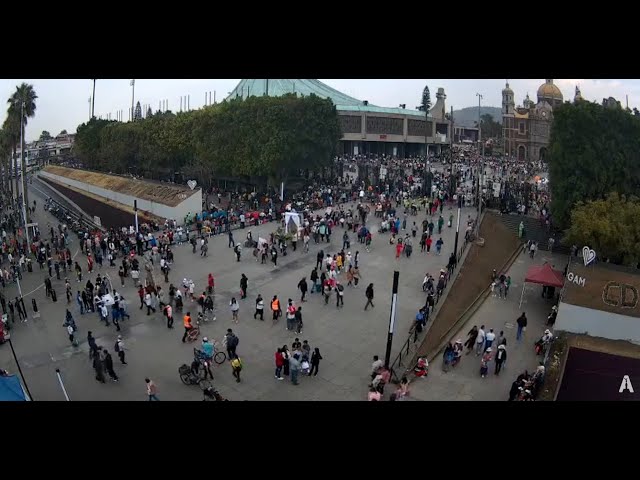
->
[519,263,565,307]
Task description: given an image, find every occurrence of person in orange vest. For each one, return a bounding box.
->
[271,295,281,322]
[181,312,193,342]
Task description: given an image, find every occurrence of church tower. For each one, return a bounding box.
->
[502,81,515,115]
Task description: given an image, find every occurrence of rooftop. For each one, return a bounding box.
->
[43,165,199,208]
[227,79,428,118]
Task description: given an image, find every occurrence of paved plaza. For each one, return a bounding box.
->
[0,181,477,401]
[409,249,567,401]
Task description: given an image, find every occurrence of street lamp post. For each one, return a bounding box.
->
[130,79,136,122]
[476,93,483,216]
[88,97,92,121]
[92,79,96,119]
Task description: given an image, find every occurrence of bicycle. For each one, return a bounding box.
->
[194,346,226,365]
[186,322,201,342]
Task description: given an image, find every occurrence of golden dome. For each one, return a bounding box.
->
[537,79,563,101]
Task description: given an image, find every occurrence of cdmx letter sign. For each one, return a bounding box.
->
[602,281,639,309]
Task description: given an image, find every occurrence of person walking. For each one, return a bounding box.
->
[289,353,302,385]
[87,331,99,360]
[494,344,507,375]
[164,303,174,329]
[115,335,127,364]
[93,349,106,384]
[274,348,284,380]
[102,349,119,381]
[145,291,156,315]
[254,294,265,320]
[66,323,76,345]
[225,329,239,359]
[138,286,145,310]
[335,281,344,307]
[516,312,527,342]
[295,306,303,334]
[281,345,291,378]
[364,283,375,310]
[309,347,322,376]
[182,312,193,343]
[485,328,496,350]
[271,295,281,323]
[230,354,243,383]
[298,277,308,302]
[145,378,159,401]
[475,325,486,355]
[118,266,125,287]
[230,297,239,323]
[76,291,84,314]
[240,274,248,299]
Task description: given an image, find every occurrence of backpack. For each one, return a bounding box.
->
[114,341,120,353]
[228,335,239,348]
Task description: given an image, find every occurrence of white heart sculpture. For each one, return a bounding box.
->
[582,246,596,266]
[187,180,197,190]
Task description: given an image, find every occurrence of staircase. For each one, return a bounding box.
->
[493,211,570,254]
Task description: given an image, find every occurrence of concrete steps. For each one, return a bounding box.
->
[493,211,570,254]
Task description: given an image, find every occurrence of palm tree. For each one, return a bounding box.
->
[7,83,37,221]
[0,129,11,193]
[2,116,20,198]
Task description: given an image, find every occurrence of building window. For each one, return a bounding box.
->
[408,119,433,137]
[519,122,525,134]
[339,115,362,134]
[366,117,403,135]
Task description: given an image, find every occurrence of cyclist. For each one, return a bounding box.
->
[201,337,214,360]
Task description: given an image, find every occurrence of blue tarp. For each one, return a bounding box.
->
[0,375,28,401]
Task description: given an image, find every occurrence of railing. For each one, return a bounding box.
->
[389,229,474,382]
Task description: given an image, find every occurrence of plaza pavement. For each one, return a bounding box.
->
[0,182,477,401]
[408,249,567,401]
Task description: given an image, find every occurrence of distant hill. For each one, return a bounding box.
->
[452,106,502,127]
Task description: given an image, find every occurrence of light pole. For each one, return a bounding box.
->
[476,93,483,215]
[130,79,136,122]
[384,271,400,369]
[92,79,96,118]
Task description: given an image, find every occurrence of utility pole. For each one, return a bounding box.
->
[88,97,92,121]
[384,271,400,369]
[476,93,483,215]
[130,79,136,122]
[92,79,96,119]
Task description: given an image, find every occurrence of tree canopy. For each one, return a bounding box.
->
[479,113,501,139]
[40,130,52,141]
[549,100,640,228]
[418,86,431,113]
[563,193,640,266]
[73,94,341,187]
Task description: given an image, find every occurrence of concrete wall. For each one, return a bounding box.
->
[556,302,640,345]
[39,170,202,225]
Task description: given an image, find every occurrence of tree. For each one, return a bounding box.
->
[418,86,431,112]
[480,113,501,139]
[633,108,640,117]
[134,101,142,121]
[563,193,640,265]
[146,106,153,118]
[549,101,640,228]
[60,129,68,135]
[0,129,11,192]
[39,130,52,141]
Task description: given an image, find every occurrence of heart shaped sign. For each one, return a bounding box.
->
[582,246,596,266]
[187,180,197,190]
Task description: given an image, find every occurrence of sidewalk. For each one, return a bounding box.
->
[407,249,567,401]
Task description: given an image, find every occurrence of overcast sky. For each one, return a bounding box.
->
[0,79,636,142]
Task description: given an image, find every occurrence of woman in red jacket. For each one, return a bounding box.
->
[274,348,284,380]
[207,273,215,294]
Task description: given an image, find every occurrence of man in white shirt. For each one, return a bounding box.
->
[485,328,496,350]
[476,325,486,355]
